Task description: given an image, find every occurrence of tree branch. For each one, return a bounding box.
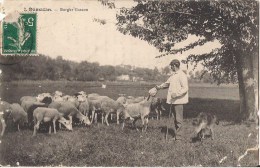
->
[155,39,209,58]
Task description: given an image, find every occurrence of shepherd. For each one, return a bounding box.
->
[149,59,189,140]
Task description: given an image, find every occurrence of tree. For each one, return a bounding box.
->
[116,0,258,121]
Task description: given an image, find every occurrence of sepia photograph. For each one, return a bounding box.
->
[0,0,258,166]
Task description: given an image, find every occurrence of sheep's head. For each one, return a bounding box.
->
[82,116,91,126]
[77,94,87,102]
[59,117,73,131]
[36,93,52,102]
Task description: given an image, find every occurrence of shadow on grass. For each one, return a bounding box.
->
[161,98,240,123]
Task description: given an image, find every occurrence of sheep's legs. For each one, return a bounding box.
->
[105,113,109,126]
[210,127,214,140]
[121,121,125,130]
[53,120,57,134]
[110,113,113,121]
[33,121,40,136]
[195,122,207,135]
[69,116,73,125]
[49,125,52,134]
[17,123,20,132]
[141,117,149,132]
[116,111,120,125]
[144,117,148,131]
[1,119,6,136]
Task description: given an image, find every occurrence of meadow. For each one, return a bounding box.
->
[0,81,258,166]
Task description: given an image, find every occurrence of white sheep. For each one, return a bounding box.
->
[33,107,72,136]
[0,101,12,136]
[87,95,109,123]
[116,96,127,105]
[100,97,125,126]
[126,96,145,104]
[10,103,28,131]
[122,96,154,132]
[48,101,91,126]
[20,96,37,103]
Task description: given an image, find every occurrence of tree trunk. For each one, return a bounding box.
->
[236,52,257,122]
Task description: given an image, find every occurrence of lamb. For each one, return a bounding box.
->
[10,103,28,131]
[122,96,154,132]
[48,101,91,126]
[32,107,72,136]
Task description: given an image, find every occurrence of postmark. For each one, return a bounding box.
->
[2,13,36,55]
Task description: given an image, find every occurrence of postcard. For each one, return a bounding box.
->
[0,0,258,167]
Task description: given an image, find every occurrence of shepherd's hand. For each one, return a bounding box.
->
[149,87,157,96]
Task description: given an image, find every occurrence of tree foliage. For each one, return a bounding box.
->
[116,0,258,84]
[0,55,165,82]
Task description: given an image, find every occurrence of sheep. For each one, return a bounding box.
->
[48,101,91,126]
[0,101,12,136]
[150,97,165,120]
[67,96,80,109]
[87,95,110,123]
[20,96,37,103]
[25,96,53,129]
[54,91,63,97]
[100,97,125,126]
[32,107,72,136]
[122,96,154,132]
[87,93,100,99]
[116,96,127,105]
[10,103,28,131]
[126,96,145,104]
[36,93,52,102]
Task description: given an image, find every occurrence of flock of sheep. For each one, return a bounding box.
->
[0,91,163,137]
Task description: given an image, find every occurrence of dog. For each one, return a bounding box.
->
[192,112,219,141]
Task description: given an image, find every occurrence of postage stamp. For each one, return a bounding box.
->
[2,13,36,54]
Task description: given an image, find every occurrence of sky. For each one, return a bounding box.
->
[2,0,221,71]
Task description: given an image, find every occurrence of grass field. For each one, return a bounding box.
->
[0,81,258,166]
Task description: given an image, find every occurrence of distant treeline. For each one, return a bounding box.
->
[0,55,169,82]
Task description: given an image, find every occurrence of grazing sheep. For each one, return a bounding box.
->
[48,101,91,126]
[0,101,12,136]
[122,96,154,132]
[10,103,28,131]
[100,97,125,126]
[33,107,72,136]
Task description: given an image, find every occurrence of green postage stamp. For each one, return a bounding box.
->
[2,13,37,55]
